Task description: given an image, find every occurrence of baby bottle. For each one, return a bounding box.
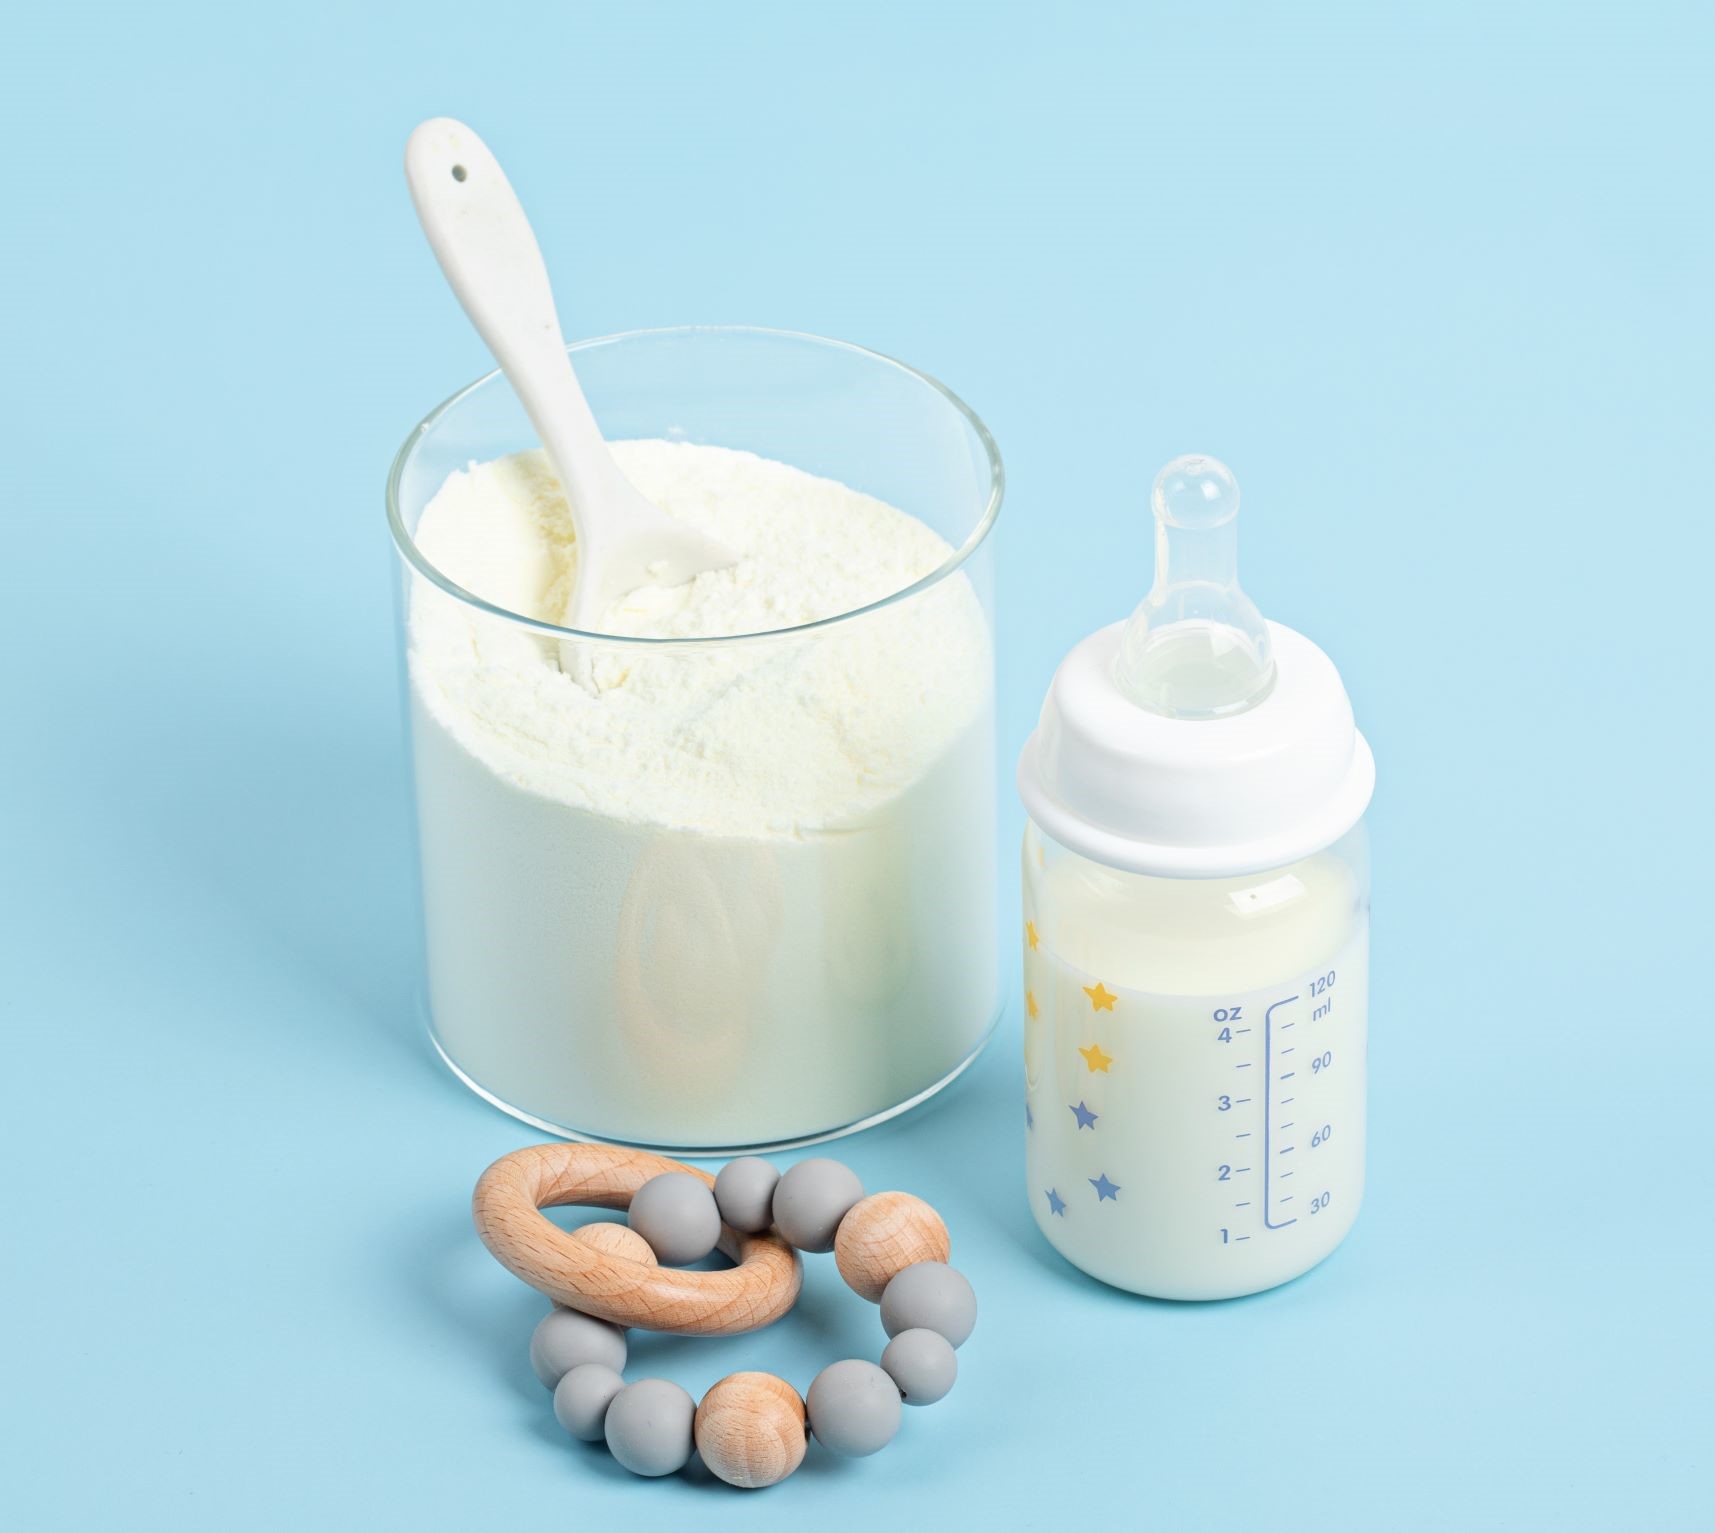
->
[1016,456,1374,1299]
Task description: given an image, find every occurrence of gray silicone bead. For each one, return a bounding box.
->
[805,1359,902,1457]
[771,1158,864,1253]
[603,1378,698,1477]
[628,1171,722,1266]
[880,1327,958,1405]
[879,1261,978,1349]
[714,1156,780,1234]
[553,1362,625,1441]
[529,1306,628,1388]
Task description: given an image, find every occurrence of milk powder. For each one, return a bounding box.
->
[405,440,997,1147]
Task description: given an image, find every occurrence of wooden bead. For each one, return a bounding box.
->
[570,1221,657,1266]
[693,1372,807,1489]
[833,1192,951,1303]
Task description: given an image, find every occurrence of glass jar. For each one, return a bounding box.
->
[387,326,1002,1152]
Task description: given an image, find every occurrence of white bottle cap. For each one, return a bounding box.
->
[1017,456,1373,878]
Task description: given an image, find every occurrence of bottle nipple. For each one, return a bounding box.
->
[1113,455,1275,719]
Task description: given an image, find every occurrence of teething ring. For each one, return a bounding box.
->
[472,1143,802,1336]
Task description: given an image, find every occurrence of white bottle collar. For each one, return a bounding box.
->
[1017,620,1373,878]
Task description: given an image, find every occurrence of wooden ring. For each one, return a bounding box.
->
[471,1142,802,1337]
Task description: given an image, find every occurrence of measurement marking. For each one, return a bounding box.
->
[1280,1072,1296,1080]
[1279,1122,1295,1130]
[1234,1234,1251,1241]
[1278,1146,1295,1155]
[1235,1097,1252,1105]
[1263,995,1301,1230]
[1234,1028,1251,1035]
[1280,1097,1295,1105]
[1281,1047,1295,1055]
[1279,1172,1294,1180]
[1280,1195,1294,1204]
[1234,1201,1251,1208]
[1233,1167,1252,1174]
[1235,1062,1252,1069]
[1235,1132,1252,1138]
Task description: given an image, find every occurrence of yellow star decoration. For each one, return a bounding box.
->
[1025,920,1040,952]
[1083,981,1117,1012]
[1026,989,1040,1021]
[1079,1041,1114,1073]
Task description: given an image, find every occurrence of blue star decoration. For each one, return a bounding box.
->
[1069,1100,1099,1131]
[1046,1188,1067,1217]
[1090,1172,1121,1202]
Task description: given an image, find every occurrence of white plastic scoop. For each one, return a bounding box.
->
[404,118,736,640]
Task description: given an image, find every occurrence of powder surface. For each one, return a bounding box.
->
[408,440,991,836]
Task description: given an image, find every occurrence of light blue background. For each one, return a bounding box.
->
[5,2,1710,1527]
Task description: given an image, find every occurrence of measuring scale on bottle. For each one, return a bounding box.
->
[1018,456,1374,1300]
[1230,965,1362,1244]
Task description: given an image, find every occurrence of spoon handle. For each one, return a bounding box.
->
[404,118,623,512]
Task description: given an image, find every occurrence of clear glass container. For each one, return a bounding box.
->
[388,326,1002,1153]
[1022,819,1369,1299]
